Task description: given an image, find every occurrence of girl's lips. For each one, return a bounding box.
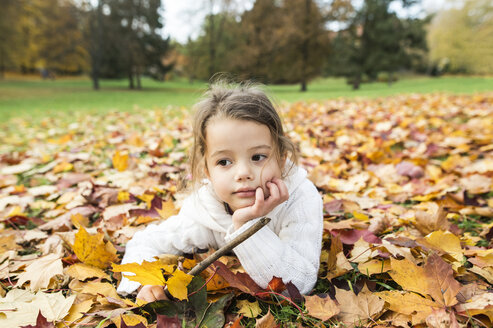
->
[233,189,256,197]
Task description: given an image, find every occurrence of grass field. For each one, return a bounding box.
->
[1,75,492,120]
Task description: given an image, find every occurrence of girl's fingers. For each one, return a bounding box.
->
[267,181,280,201]
[275,178,289,201]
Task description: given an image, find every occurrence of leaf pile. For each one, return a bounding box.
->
[0,93,493,327]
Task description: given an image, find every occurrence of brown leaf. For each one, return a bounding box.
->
[423,253,462,306]
[304,294,340,321]
[415,202,449,235]
[255,309,277,328]
[213,261,262,295]
[334,285,384,327]
[425,308,460,328]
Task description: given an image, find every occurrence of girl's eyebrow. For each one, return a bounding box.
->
[210,145,271,158]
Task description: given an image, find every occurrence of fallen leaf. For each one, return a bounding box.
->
[15,253,63,291]
[112,151,129,172]
[65,263,111,281]
[304,294,340,321]
[334,285,384,327]
[111,260,174,287]
[166,269,193,300]
[237,299,261,318]
[255,309,276,328]
[19,311,54,328]
[73,226,118,269]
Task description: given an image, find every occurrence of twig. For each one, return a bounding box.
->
[188,217,271,276]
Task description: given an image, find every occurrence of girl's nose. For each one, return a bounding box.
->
[235,162,253,181]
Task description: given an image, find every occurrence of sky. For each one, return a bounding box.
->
[161,0,448,44]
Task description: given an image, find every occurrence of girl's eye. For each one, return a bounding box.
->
[217,159,232,166]
[252,154,267,162]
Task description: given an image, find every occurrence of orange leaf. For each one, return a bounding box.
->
[112,151,129,172]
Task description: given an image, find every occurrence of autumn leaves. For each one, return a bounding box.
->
[1,93,493,326]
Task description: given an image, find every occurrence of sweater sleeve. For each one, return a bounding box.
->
[116,211,214,295]
[224,179,323,295]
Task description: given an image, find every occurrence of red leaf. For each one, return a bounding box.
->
[331,229,382,245]
[156,314,181,328]
[267,277,286,293]
[213,261,262,295]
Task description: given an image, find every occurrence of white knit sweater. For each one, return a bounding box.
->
[116,165,323,295]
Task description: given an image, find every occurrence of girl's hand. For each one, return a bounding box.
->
[136,285,168,303]
[232,177,288,230]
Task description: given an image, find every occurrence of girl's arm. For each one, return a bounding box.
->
[117,212,213,294]
[224,179,323,294]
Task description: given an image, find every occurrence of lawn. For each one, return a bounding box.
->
[1,75,492,120]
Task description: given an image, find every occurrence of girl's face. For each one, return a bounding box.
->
[204,118,283,212]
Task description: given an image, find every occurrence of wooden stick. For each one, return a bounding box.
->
[188,217,271,276]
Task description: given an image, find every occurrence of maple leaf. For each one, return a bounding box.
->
[111,260,175,286]
[15,253,63,291]
[304,294,340,321]
[377,290,442,325]
[167,269,193,301]
[73,226,118,269]
[236,299,261,318]
[65,263,111,281]
[334,285,384,327]
[213,261,262,295]
[255,310,276,328]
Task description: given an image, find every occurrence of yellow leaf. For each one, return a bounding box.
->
[65,263,111,281]
[112,151,129,172]
[137,193,154,208]
[53,161,73,174]
[111,260,175,286]
[358,259,391,276]
[80,281,120,299]
[157,199,179,220]
[389,257,428,297]
[135,216,158,225]
[304,294,340,321]
[422,230,463,262]
[117,191,130,203]
[167,269,193,301]
[377,290,441,325]
[237,299,262,318]
[73,227,118,269]
[62,299,93,325]
[113,314,147,328]
[71,213,89,229]
[352,211,369,221]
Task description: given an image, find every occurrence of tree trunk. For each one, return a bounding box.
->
[136,67,141,89]
[208,12,216,79]
[388,71,393,86]
[352,73,361,90]
[91,0,103,90]
[0,49,5,79]
[300,0,310,92]
[128,67,135,89]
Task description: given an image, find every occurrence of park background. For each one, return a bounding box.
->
[1,0,493,119]
[1,1,493,328]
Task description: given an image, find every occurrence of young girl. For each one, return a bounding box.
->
[117,82,323,301]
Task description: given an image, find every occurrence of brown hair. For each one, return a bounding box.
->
[189,80,297,187]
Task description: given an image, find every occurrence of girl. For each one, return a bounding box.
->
[117,82,323,301]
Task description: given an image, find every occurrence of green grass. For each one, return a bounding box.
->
[0,75,492,120]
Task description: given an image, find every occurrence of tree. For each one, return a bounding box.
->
[83,0,173,89]
[427,0,493,74]
[0,0,24,77]
[325,0,427,89]
[230,0,328,89]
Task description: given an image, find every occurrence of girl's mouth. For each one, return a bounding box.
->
[233,188,256,197]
